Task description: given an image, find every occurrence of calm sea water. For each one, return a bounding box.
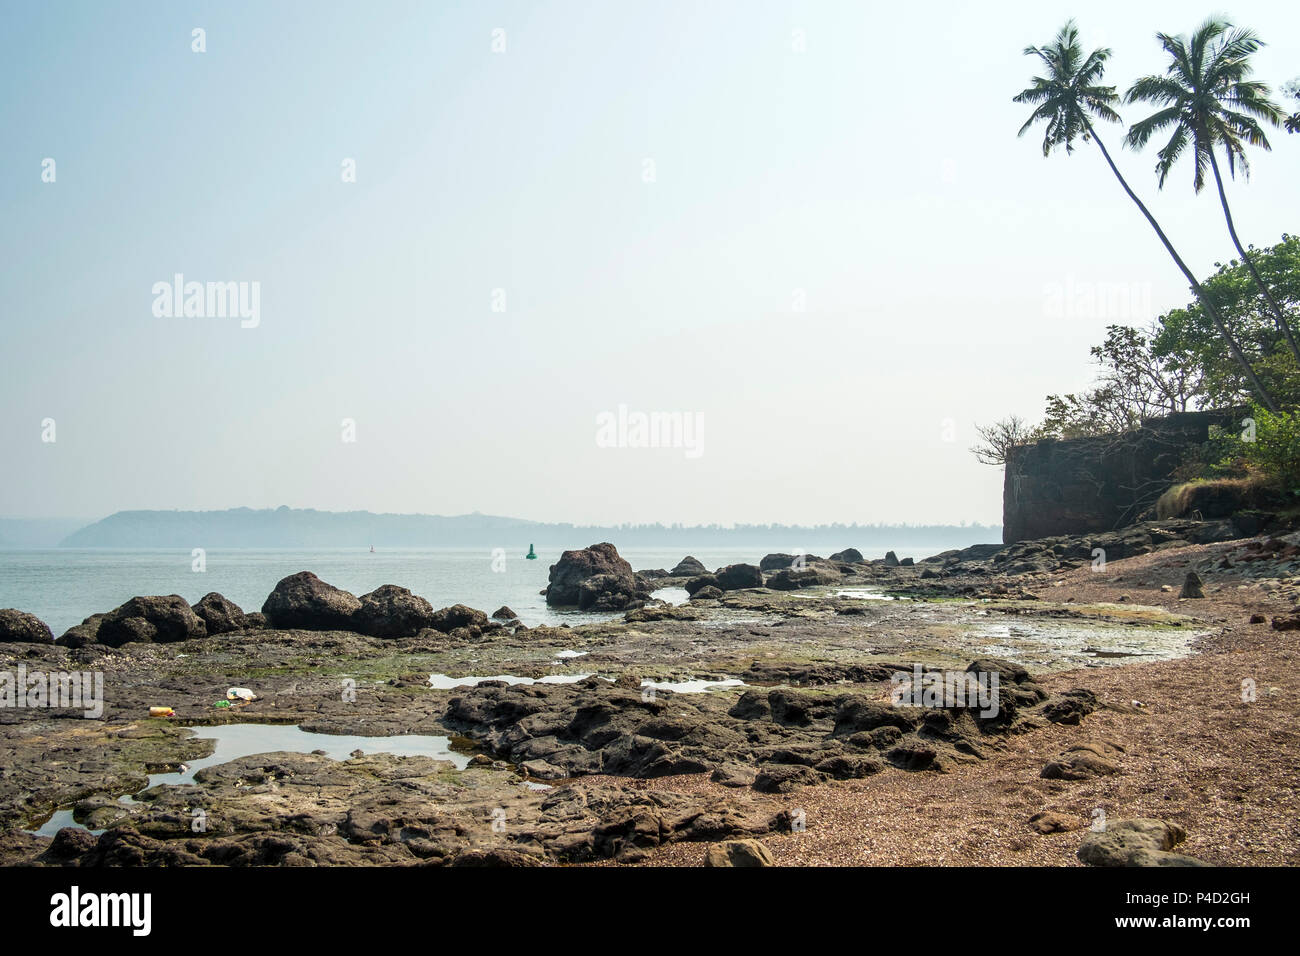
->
[0,542,978,636]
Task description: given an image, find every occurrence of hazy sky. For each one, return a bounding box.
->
[2,0,1297,526]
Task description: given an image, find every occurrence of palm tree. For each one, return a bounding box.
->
[1125,18,1298,367]
[1014,21,1278,411]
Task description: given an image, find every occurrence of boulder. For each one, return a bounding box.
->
[0,609,54,645]
[545,543,638,607]
[883,551,900,567]
[716,564,763,591]
[97,595,208,647]
[689,585,723,601]
[429,604,490,634]
[192,592,254,635]
[57,614,104,648]
[669,556,708,576]
[828,548,865,564]
[491,606,518,621]
[261,572,361,631]
[1041,740,1124,780]
[766,566,839,590]
[353,585,437,638]
[1180,571,1205,599]
[684,574,720,595]
[577,573,647,611]
[759,554,802,572]
[1077,819,1207,867]
[703,839,776,867]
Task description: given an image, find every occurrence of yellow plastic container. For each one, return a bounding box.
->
[149,706,175,718]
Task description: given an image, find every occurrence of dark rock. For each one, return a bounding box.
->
[766,566,839,590]
[97,595,208,647]
[429,604,490,634]
[688,585,723,601]
[354,585,437,638]
[577,573,648,611]
[753,764,823,793]
[828,548,865,564]
[900,557,914,567]
[491,606,518,621]
[545,543,636,607]
[261,572,361,631]
[56,614,103,648]
[684,574,720,595]
[1003,409,1243,543]
[1041,688,1099,725]
[669,556,708,576]
[883,551,900,567]
[1179,572,1205,599]
[716,564,763,591]
[192,592,253,635]
[0,608,54,644]
[451,848,545,867]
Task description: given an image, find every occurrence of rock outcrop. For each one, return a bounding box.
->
[0,609,54,645]
[261,572,361,631]
[96,595,208,647]
[353,585,437,638]
[56,614,103,648]
[192,592,256,635]
[545,543,646,610]
[716,564,763,591]
[1003,409,1242,543]
[1077,818,1208,867]
[669,556,707,576]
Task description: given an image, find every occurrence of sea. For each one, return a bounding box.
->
[0,540,985,636]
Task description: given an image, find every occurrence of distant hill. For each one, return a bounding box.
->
[58,507,999,551]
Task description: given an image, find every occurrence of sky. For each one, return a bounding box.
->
[1,0,1297,527]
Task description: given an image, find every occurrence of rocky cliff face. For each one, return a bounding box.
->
[1002,410,1239,544]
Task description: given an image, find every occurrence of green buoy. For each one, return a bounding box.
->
[526,544,537,560]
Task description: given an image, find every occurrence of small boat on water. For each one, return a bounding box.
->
[369,545,375,553]
[526,544,537,560]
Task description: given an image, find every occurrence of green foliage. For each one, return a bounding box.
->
[1013,20,1120,155]
[1235,404,1300,490]
[1151,235,1300,408]
[1124,18,1282,191]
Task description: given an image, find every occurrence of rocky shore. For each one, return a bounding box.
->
[2,521,1297,867]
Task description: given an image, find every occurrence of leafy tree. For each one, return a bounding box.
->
[1014,20,1278,411]
[1152,235,1300,409]
[1125,18,1298,366]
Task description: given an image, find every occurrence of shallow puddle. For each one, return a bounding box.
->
[428,672,594,689]
[28,723,469,837]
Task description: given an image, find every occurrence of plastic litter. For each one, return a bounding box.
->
[149,706,175,718]
[226,687,256,702]
[213,700,231,708]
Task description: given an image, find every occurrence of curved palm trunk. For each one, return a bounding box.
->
[1083,119,1279,413]
[1207,148,1300,367]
